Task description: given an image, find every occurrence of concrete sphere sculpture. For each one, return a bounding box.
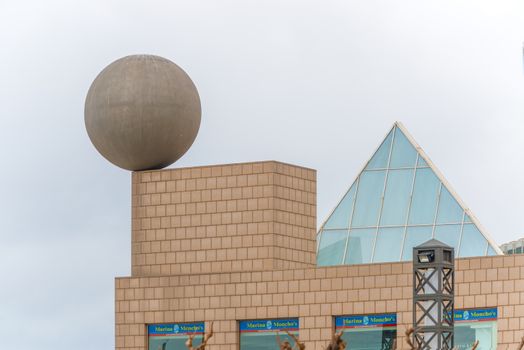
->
[85,55,201,171]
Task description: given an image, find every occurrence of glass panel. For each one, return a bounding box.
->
[240,319,299,350]
[436,187,464,224]
[345,228,376,265]
[366,129,393,169]
[487,245,497,256]
[241,333,295,350]
[324,183,357,229]
[380,169,414,226]
[417,156,429,167]
[459,224,488,258]
[408,169,440,225]
[149,336,202,350]
[336,314,397,350]
[389,127,417,168]
[516,247,522,254]
[455,310,497,350]
[455,322,497,350]
[352,171,386,227]
[434,224,462,252]
[148,323,204,350]
[373,227,404,263]
[464,214,472,223]
[317,230,348,266]
[401,226,433,261]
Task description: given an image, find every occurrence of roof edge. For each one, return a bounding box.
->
[395,121,503,255]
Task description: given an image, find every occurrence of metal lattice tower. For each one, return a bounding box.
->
[413,239,455,350]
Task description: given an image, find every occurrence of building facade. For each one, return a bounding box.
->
[116,160,524,350]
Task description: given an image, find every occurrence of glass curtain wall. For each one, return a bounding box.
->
[335,314,397,350]
[317,124,499,266]
[148,323,204,350]
[239,318,299,350]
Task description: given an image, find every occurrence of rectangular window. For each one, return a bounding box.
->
[148,322,204,350]
[239,318,299,350]
[335,313,397,350]
[454,308,497,350]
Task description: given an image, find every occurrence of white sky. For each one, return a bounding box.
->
[1,1,524,349]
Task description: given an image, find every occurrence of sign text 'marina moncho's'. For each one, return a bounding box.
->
[335,314,397,329]
[148,322,205,336]
[239,318,299,333]
[454,308,497,323]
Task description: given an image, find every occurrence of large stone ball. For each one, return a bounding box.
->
[85,55,201,171]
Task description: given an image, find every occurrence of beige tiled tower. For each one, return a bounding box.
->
[130,161,317,277]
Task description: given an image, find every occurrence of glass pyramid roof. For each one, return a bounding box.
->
[317,122,502,266]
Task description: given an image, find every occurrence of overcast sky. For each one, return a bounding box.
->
[1,1,524,349]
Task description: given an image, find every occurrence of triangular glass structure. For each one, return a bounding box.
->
[317,122,502,266]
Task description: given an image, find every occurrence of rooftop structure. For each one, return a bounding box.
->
[501,238,524,255]
[317,122,502,267]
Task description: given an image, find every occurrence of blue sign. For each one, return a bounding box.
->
[148,322,205,336]
[239,318,299,333]
[335,314,397,329]
[454,308,497,323]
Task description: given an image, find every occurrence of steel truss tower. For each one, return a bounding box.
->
[413,239,455,350]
